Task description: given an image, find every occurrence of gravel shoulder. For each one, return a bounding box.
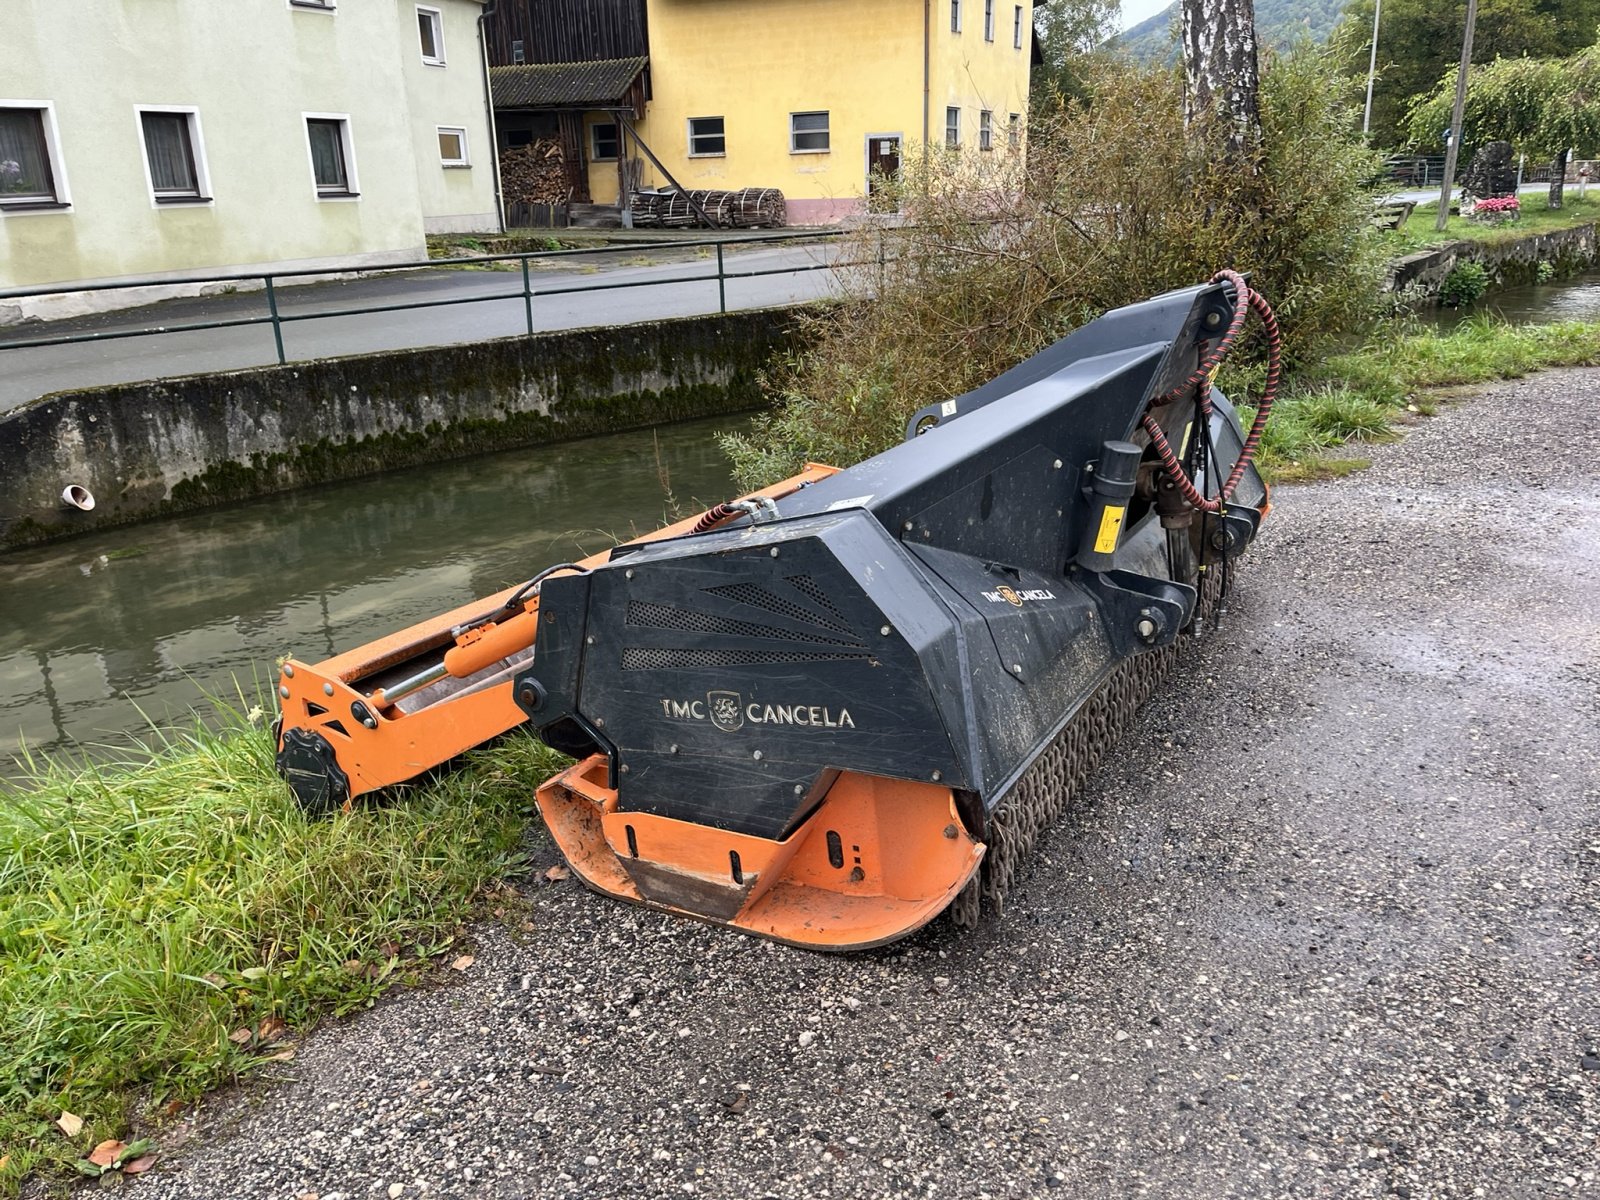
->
[129,370,1600,1200]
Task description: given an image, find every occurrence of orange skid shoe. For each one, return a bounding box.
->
[537,756,985,951]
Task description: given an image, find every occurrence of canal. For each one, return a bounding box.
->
[1,416,745,765]
[1422,266,1600,327]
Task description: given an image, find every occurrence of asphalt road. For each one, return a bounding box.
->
[125,369,1599,1200]
[0,241,848,412]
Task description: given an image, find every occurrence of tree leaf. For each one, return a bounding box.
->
[543,864,571,882]
[256,1016,289,1046]
[56,1110,84,1137]
[122,1156,157,1176]
[88,1140,126,1168]
[228,1027,253,1046]
[450,954,475,971]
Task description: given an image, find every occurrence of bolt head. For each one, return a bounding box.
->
[282,664,294,678]
[752,750,763,761]
[669,743,679,754]
[769,547,780,558]
[620,764,630,774]
[323,682,335,696]
[931,769,943,782]
[624,568,634,580]
[279,685,290,698]
[880,625,892,636]
[1011,663,1023,675]
[363,718,377,729]
[1053,459,1063,469]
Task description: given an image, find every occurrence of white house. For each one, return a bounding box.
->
[2,0,500,294]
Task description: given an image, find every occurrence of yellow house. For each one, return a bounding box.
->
[491,0,1034,226]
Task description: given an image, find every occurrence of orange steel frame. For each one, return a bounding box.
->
[274,464,841,804]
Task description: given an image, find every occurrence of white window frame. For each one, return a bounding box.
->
[950,0,962,33]
[437,125,470,168]
[287,0,335,11]
[303,112,360,200]
[1008,112,1021,150]
[944,106,961,150]
[984,0,995,41]
[1013,4,1024,49]
[979,110,994,151]
[590,121,620,162]
[789,111,829,155]
[135,105,212,206]
[0,99,71,213]
[416,6,446,66]
[687,116,726,158]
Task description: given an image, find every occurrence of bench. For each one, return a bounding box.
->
[1372,200,1417,231]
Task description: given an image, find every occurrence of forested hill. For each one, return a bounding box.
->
[1112,0,1349,61]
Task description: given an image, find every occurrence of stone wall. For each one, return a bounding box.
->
[0,307,804,550]
[1389,221,1599,299]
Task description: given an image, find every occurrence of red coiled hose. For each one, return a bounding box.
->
[1141,268,1281,514]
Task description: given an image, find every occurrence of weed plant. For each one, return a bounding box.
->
[0,699,561,1188]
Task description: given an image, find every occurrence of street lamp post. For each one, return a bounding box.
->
[1435,0,1480,233]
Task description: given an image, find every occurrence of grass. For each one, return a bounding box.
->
[1380,192,1600,255]
[0,698,565,1192]
[1239,316,1600,480]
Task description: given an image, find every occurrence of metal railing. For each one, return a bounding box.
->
[0,228,871,361]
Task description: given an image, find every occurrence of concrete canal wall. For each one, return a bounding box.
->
[1390,221,1599,299]
[0,307,804,550]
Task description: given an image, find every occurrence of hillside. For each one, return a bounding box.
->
[1111,0,1348,62]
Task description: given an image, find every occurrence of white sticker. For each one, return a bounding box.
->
[940,400,958,417]
[825,495,874,512]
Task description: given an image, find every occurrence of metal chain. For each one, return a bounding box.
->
[950,568,1224,929]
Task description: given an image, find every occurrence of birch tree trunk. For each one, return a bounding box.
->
[1182,0,1263,161]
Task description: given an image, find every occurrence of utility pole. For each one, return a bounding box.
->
[1434,0,1478,232]
[1362,0,1382,136]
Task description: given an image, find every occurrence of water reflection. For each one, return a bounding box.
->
[1,416,745,764]
[1420,267,1600,328]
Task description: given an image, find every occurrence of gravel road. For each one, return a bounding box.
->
[134,370,1600,1200]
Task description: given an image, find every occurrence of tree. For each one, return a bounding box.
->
[1032,0,1122,108]
[1182,0,1263,158]
[1406,41,1600,206]
[1331,0,1600,149]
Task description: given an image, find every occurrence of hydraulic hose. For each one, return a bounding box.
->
[1141,268,1281,514]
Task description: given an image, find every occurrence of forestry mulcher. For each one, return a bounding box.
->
[275,271,1278,950]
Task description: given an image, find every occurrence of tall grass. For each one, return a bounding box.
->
[0,701,562,1188]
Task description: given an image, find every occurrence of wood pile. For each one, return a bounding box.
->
[499,140,570,205]
[630,187,786,229]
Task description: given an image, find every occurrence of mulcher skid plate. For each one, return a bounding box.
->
[516,280,1268,949]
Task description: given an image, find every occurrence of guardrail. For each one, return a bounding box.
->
[0,228,870,362]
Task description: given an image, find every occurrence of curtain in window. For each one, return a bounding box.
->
[308,121,346,189]
[0,109,53,199]
[142,114,196,194]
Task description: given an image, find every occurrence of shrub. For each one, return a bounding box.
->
[722,47,1387,489]
[1439,261,1491,307]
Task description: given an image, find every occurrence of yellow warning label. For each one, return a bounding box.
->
[1094,505,1126,554]
[1179,420,1194,458]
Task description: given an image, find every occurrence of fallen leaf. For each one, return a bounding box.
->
[56,1110,84,1137]
[343,959,365,974]
[240,966,267,981]
[88,1140,127,1168]
[264,1048,297,1062]
[228,1027,253,1046]
[0,1154,10,1171]
[543,864,571,882]
[163,1099,185,1118]
[450,955,476,971]
[122,1156,157,1176]
[379,940,401,959]
[256,1016,288,1046]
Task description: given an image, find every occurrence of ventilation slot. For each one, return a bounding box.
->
[729,851,743,885]
[704,580,854,635]
[784,574,851,625]
[620,647,873,671]
[625,600,859,646]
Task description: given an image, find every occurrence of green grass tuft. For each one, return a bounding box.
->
[0,700,563,1191]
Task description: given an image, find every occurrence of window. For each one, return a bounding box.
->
[984,0,995,40]
[437,126,469,167]
[950,0,961,32]
[511,39,525,64]
[790,111,829,153]
[979,110,993,151]
[417,6,445,65]
[288,0,335,10]
[591,122,620,161]
[1008,112,1021,149]
[0,104,67,208]
[1013,5,1024,49]
[305,116,357,197]
[944,106,960,149]
[139,109,209,202]
[688,116,725,157]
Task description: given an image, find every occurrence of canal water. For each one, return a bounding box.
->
[1,416,745,766]
[1421,266,1600,327]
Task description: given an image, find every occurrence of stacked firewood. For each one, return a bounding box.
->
[629,187,786,229]
[499,140,570,204]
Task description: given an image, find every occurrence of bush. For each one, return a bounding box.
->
[722,47,1387,489]
[1439,261,1491,307]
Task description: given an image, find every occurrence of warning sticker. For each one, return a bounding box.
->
[1093,505,1126,554]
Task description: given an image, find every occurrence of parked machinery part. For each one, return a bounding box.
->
[275,274,1274,950]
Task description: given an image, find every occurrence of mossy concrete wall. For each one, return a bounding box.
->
[0,307,804,550]
[1389,221,1598,299]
